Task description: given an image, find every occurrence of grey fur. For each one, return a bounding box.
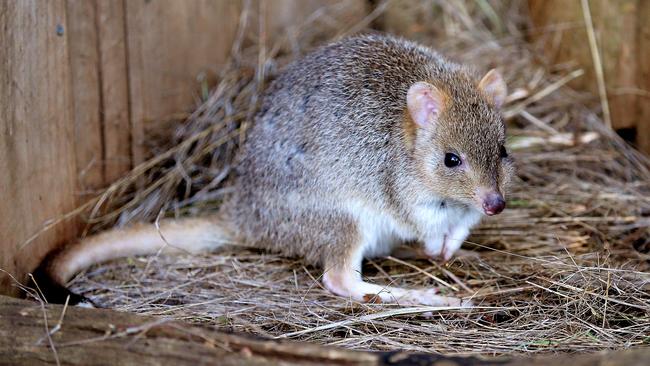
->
[221,34,515,269]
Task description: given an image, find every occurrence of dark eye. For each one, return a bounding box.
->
[444,153,462,168]
[500,145,508,158]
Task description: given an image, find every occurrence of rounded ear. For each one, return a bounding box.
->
[407,82,446,128]
[478,69,507,109]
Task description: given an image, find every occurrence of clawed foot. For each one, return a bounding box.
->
[392,245,478,264]
[368,287,471,308]
[323,270,471,307]
[424,237,463,262]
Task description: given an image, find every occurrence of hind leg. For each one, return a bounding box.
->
[323,266,466,306]
[320,223,469,307]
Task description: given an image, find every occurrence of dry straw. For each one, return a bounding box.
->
[61,0,650,356]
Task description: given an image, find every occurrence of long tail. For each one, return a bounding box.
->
[31,216,234,305]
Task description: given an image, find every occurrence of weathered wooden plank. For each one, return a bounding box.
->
[65,0,105,194]
[0,295,378,366]
[96,0,132,183]
[124,0,243,165]
[0,1,79,296]
[2,295,650,365]
[636,1,650,154]
[528,0,650,155]
[261,0,369,46]
[123,0,368,166]
[376,0,440,42]
[66,0,132,189]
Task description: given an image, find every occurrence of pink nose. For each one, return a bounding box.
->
[483,192,506,216]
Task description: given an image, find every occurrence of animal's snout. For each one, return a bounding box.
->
[482,192,505,216]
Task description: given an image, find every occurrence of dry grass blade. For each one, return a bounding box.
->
[581,0,612,129]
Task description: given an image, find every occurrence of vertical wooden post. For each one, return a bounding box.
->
[65,0,105,193]
[528,0,650,154]
[0,1,79,296]
[96,0,132,183]
[124,0,243,166]
[636,1,650,154]
[66,0,133,192]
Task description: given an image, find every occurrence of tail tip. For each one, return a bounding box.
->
[28,259,95,307]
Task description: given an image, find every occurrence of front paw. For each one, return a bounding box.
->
[441,242,461,262]
[423,235,453,261]
[425,234,469,262]
[398,288,472,308]
[423,248,444,261]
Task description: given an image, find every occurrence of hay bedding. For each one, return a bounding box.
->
[64,1,650,356]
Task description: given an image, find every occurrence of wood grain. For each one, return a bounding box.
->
[96,0,132,183]
[66,0,132,190]
[636,0,650,154]
[65,0,105,193]
[0,295,379,366]
[2,295,649,365]
[124,0,243,165]
[377,0,441,43]
[528,0,650,154]
[122,0,367,165]
[0,1,79,296]
[260,0,369,47]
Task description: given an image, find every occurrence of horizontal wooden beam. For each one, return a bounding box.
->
[2,295,649,365]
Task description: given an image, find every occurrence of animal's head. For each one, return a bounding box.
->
[406,69,515,216]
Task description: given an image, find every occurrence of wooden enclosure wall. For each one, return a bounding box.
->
[529,0,650,153]
[0,0,366,296]
[0,1,80,296]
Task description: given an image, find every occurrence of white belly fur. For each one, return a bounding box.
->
[413,201,482,259]
[344,199,416,258]
[412,202,481,237]
[345,199,482,260]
